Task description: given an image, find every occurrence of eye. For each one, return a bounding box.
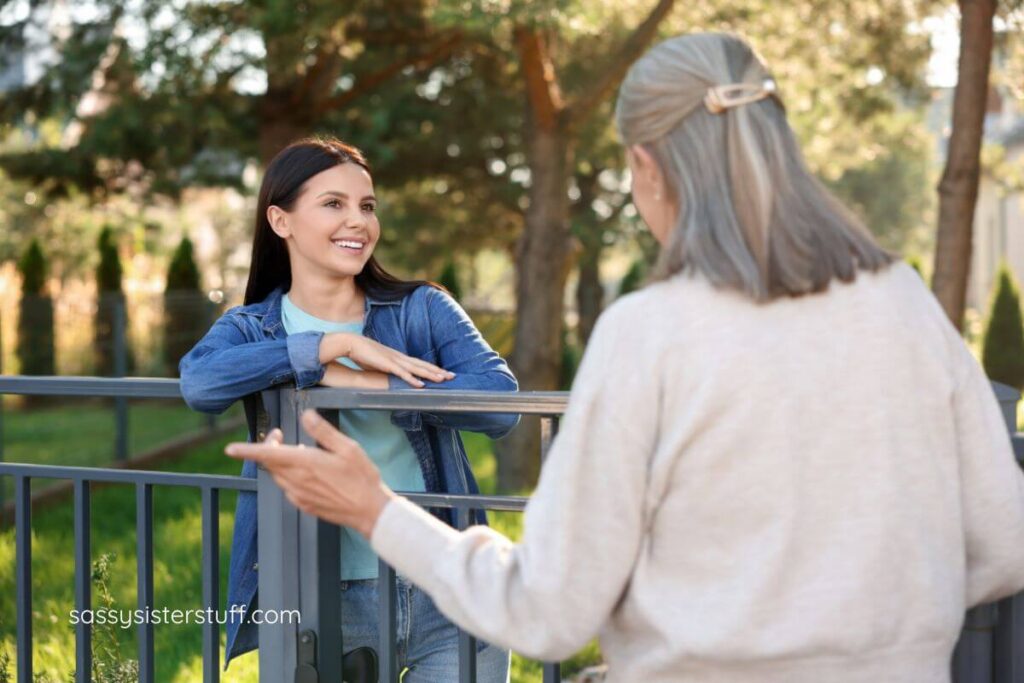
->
[362,203,376,213]
[324,199,341,208]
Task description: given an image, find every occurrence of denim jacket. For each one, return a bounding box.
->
[178,285,519,666]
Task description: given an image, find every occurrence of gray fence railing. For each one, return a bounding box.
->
[0,375,1022,683]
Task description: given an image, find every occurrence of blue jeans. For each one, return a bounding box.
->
[341,577,510,682]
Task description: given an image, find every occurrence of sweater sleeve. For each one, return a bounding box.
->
[954,348,1024,607]
[371,303,657,660]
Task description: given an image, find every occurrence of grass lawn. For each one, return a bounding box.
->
[0,399,238,494]
[0,414,600,682]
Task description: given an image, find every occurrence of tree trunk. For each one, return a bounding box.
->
[576,235,604,347]
[931,0,996,329]
[496,126,574,492]
[258,100,311,165]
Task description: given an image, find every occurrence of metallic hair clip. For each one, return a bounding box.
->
[704,78,777,114]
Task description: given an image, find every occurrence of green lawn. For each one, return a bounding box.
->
[0,416,600,682]
[0,400,240,500]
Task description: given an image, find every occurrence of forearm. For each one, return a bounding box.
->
[320,363,388,390]
[180,332,325,413]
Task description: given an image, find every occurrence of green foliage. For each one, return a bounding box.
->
[827,113,935,252]
[17,239,47,295]
[982,265,1024,390]
[16,240,55,378]
[94,226,133,375]
[164,237,209,374]
[618,258,647,297]
[96,226,123,294]
[90,554,140,683]
[165,238,201,292]
[437,260,463,301]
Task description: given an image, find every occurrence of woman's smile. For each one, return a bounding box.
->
[332,237,368,255]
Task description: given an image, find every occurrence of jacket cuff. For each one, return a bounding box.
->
[286,331,326,388]
[387,374,423,431]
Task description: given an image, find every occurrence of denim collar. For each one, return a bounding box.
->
[257,286,400,335]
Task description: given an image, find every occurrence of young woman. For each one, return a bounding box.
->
[179,137,514,680]
[228,34,1024,682]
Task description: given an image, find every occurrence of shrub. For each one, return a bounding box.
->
[438,260,463,302]
[16,239,55,377]
[95,226,132,375]
[981,264,1024,390]
[163,237,207,375]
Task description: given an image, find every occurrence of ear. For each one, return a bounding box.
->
[628,144,665,191]
[267,205,291,239]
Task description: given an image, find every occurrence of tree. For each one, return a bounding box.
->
[164,237,208,376]
[481,1,676,491]
[16,239,55,377]
[982,264,1024,390]
[95,225,131,375]
[932,0,998,328]
[0,0,465,194]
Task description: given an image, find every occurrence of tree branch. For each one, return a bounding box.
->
[514,26,564,131]
[314,32,463,115]
[565,0,676,128]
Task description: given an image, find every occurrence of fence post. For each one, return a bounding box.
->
[113,297,128,462]
[953,382,1020,683]
[295,396,342,683]
[258,388,298,681]
[992,382,1022,682]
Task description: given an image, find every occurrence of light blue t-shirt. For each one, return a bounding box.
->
[281,293,427,580]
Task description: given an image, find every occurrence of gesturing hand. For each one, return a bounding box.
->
[225,410,395,537]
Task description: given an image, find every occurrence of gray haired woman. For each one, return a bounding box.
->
[227,33,1024,682]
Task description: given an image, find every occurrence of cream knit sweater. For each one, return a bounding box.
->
[371,263,1024,682]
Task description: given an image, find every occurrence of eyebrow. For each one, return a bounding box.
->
[315,190,376,202]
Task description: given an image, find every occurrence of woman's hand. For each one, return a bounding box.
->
[225,410,395,537]
[319,333,454,388]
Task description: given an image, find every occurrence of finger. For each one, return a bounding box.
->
[406,361,450,381]
[226,441,311,465]
[301,409,361,453]
[405,356,453,379]
[265,428,283,444]
[389,365,424,388]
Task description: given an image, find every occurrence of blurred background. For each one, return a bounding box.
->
[0,0,1022,680]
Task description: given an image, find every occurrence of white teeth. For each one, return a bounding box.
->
[333,240,364,249]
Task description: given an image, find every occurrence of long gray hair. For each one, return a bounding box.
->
[615,33,893,301]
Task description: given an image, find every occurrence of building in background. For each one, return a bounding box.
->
[968,86,1024,312]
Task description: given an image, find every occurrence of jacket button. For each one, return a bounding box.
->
[257,431,266,441]
[253,563,258,571]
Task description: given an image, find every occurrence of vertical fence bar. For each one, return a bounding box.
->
[992,382,1021,683]
[539,415,562,683]
[113,298,128,462]
[455,507,478,683]
[378,560,400,683]
[202,487,221,682]
[74,479,92,682]
[15,475,32,683]
[296,404,342,683]
[258,388,301,680]
[136,483,155,683]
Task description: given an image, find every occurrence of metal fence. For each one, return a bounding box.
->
[0,375,1022,683]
